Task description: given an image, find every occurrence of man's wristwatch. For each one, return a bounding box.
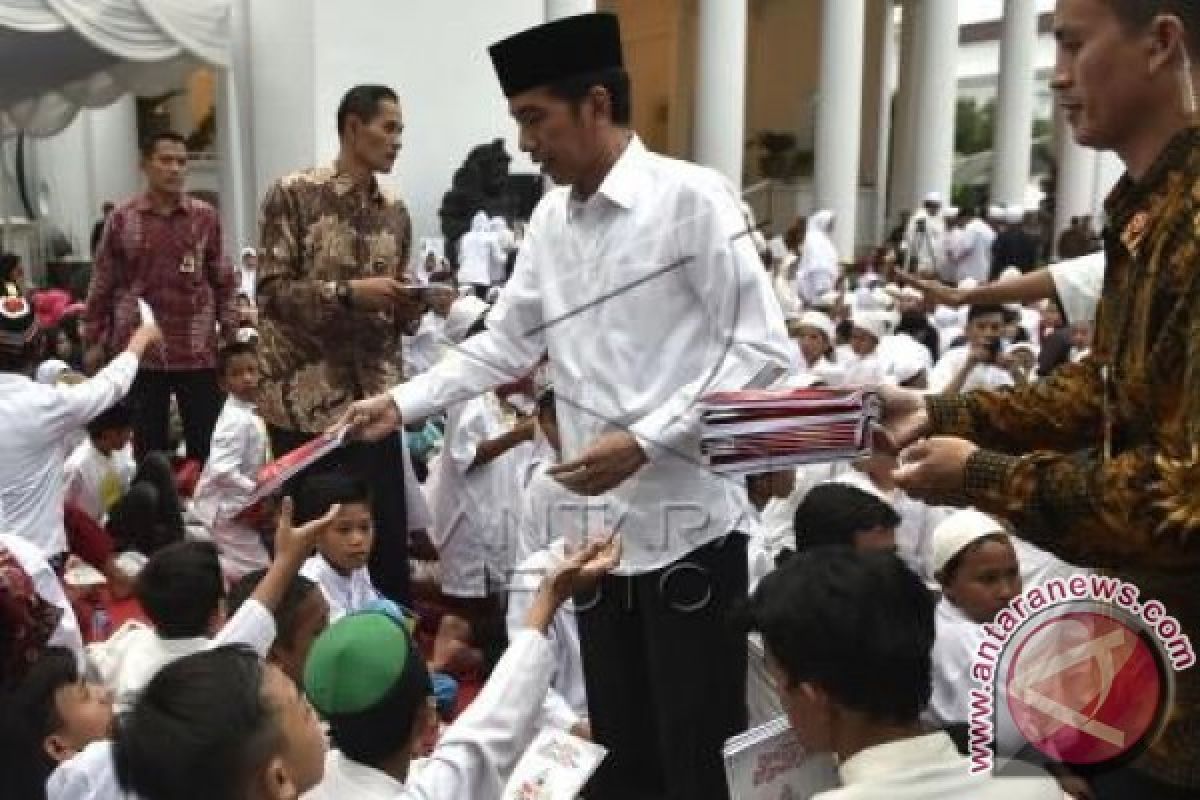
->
[334,280,354,309]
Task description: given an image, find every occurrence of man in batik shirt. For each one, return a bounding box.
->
[885,3,1200,795]
[256,84,422,603]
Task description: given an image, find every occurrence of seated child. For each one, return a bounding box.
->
[64,401,185,556]
[0,497,339,800]
[226,569,328,687]
[298,473,384,621]
[192,341,273,581]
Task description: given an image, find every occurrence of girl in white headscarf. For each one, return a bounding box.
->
[793,210,840,307]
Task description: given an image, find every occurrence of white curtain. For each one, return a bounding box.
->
[0,0,229,135]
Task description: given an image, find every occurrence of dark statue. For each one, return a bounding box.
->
[438,139,543,266]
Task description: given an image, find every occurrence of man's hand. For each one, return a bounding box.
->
[425,285,458,317]
[339,393,403,442]
[349,277,407,312]
[878,384,931,450]
[546,431,648,496]
[890,269,966,307]
[525,535,623,633]
[273,496,340,566]
[892,437,977,498]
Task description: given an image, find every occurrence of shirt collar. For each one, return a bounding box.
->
[134,191,194,216]
[329,162,387,205]
[329,750,405,796]
[588,135,649,211]
[837,731,961,787]
[1105,125,1200,224]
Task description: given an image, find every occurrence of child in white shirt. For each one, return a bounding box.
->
[928,304,1018,394]
[298,473,385,621]
[192,341,273,581]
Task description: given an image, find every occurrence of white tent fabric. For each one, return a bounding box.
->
[0,0,229,135]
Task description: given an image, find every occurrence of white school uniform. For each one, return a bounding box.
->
[87,596,276,713]
[300,554,383,622]
[64,440,137,525]
[191,396,271,581]
[0,353,139,556]
[304,628,560,800]
[425,393,538,598]
[928,345,1016,394]
[506,542,587,733]
[45,740,132,800]
[817,731,1067,799]
[0,532,84,665]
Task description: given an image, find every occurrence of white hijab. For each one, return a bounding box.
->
[795,210,839,305]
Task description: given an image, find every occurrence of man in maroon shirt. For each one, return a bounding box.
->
[85,131,237,463]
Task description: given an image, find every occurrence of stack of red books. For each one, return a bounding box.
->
[699,387,880,475]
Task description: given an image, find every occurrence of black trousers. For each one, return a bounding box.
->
[129,368,223,463]
[107,451,186,556]
[267,425,411,605]
[577,535,748,800]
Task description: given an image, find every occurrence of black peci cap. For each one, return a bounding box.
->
[488,12,624,98]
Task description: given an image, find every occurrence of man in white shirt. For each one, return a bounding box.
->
[0,286,160,563]
[747,549,1067,800]
[457,211,504,297]
[947,208,996,285]
[342,13,791,800]
[928,305,1018,395]
[903,192,947,277]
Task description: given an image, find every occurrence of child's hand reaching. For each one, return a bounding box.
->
[273,497,340,567]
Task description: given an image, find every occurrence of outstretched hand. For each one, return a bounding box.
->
[274,497,341,565]
[878,384,931,451]
[339,393,403,442]
[547,431,648,495]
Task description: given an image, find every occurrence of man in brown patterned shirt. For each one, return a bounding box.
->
[885,2,1200,795]
[257,84,423,602]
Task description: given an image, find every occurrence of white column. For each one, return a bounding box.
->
[888,0,921,219]
[545,0,595,20]
[910,0,958,206]
[1091,150,1125,223]
[694,0,748,187]
[991,0,1038,207]
[1053,107,1097,254]
[872,0,897,245]
[814,0,866,257]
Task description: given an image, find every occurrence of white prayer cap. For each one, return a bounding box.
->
[932,510,1008,577]
[1005,205,1025,225]
[35,358,71,385]
[886,335,932,384]
[816,290,842,309]
[944,206,960,219]
[443,295,490,343]
[795,310,836,343]
[851,310,891,341]
[924,191,943,206]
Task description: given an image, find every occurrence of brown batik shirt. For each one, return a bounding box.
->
[926,126,1200,787]
[256,165,412,434]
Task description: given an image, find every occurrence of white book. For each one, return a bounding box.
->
[723,716,839,800]
[502,729,607,799]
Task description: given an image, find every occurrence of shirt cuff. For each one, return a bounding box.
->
[963,448,1021,498]
[925,393,975,437]
[391,380,439,424]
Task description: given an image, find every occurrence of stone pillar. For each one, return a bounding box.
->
[909,0,958,205]
[814,0,866,256]
[991,0,1038,207]
[694,0,748,186]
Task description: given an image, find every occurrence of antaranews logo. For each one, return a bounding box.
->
[967,573,1195,774]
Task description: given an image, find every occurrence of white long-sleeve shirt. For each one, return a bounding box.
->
[0,353,139,555]
[192,395,272,580]
[64,440,137,525]
[304,628,558,800]
[928,345,1015,394]
[300,554,382,622]
[392,137,792,573]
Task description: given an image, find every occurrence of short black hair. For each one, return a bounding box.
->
[793,483,901,552]
[1103,0,1200,54]
[294,472,370,526]
[139,130,187,160]
[217,340,257,377]
[135,541,225,639]
[544,67,632,126]
[114,646,284,800]
[325,656,433,769]
[0,252,19,284]
[745,550,935,725]
[228,570,319,651]
[0,647,79,800]
[966,303,1006,323]
[336,84,399,136]
[86,400,134,440]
